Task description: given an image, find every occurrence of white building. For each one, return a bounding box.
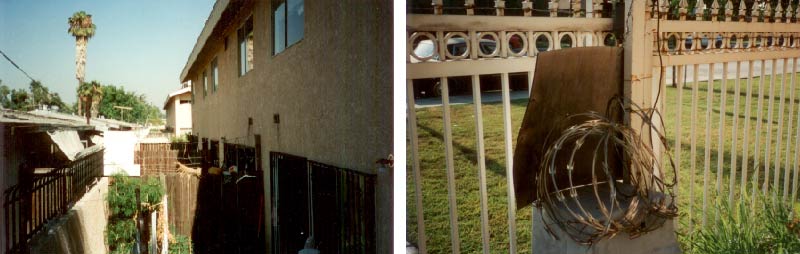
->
[163,85,192,136]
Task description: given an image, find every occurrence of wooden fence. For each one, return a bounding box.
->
[135,142,200,176]
[143,173,200,238]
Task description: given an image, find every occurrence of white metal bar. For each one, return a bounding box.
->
[654,50,800,67]
[471,75,491,254]
[716,62,728,222]
[783,58,793,200]
[765,59,777,196]
[500,72,517,253]
[440,77,461,254]
[689,63,700,233]
[407,79,428,254]
[648,19,800,33]
[675,65,684,209]
[407,58,538,79]
[703,62,714,227]
[791,58,800,204]
[728,61,741,205]
[752,59,767,214]
[774,58,787,198]
[741,60,754,205]
[407,14,613,32]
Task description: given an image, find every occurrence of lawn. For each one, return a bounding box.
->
[407,71,800,254]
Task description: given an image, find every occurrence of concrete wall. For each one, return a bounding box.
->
[185,1,392,252]
[29,177,109,254]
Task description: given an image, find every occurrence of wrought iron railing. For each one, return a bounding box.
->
[269,152,376,254]
[3,148,104,253]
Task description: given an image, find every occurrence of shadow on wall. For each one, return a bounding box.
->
[190,145,266,254]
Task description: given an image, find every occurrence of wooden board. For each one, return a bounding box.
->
[513,47,624,208]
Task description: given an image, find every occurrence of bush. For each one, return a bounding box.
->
[105,173,164,253]
[687,193,800,253]
[170,234,193,254]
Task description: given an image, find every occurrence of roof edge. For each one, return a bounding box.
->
[179,0,230,83]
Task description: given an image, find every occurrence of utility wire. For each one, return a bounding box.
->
[0,48,36,83]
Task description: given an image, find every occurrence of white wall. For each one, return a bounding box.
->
[103,131,140,176]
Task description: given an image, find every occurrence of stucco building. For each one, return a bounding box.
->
[163,84,193,136]
[180,0,392,253]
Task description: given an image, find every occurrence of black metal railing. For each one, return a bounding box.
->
[270,152,376,254]
[3,148,104,253]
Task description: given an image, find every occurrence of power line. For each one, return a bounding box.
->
[0,48,36,83]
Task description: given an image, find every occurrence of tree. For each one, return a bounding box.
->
[0,80,70,112]
[0,80,10,109]
[98,84,163,124]
[77,81,103,124]
[10,88,30,110]
[68,11,96,117]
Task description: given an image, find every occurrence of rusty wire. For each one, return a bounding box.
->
[535,96,678,245]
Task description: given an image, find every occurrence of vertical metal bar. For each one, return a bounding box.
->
[406,79,428,254]
[752,59,767,213]
[729,61,741,205]
[501,72,517,254]
[716,62,728,222]
[675,65,684,209]
[783,57,794,200]
[702,62,714,227]
[440,77,461,254]
[471,75,491,254]
[766,58,778,196]
[774,58,788,199]
[689,63,700,233]
[791,58,800,205]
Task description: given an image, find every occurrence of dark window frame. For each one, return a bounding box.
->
[238,16,255,76]
[272,0,304,55]
[211,58,219,93]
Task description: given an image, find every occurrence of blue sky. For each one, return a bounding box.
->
[0,0,215,107]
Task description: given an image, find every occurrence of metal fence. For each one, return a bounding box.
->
[3,148,104,253]
[406,1,614,253]
[407,0,800,253]
[269,152,376,254]
[647,0,800,233]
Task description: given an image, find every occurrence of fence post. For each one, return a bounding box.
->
[624,0,660,178]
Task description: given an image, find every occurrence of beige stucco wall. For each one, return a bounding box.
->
[185,1,393,252]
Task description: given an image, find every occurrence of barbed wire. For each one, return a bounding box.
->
[535,96,678,245]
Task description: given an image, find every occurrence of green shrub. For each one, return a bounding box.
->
[687,193,800,253]
[170,134,188,143]
[169,234,193,254]
[105,173,164,253]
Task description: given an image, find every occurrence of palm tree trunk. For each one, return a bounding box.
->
[76,37,86,115]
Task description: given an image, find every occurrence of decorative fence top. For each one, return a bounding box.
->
[406,1,617,78]
[650,0,800,57]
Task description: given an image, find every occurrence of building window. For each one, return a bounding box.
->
[273,0,304,55]
[239,17,254,76]
[211,58,219,92]
[203,71,208,97]
[179,100,190,104]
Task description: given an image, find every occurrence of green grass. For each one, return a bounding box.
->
[408,71,800,253]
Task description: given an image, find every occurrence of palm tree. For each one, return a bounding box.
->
[68,11,96,117]
[77,81,103,124]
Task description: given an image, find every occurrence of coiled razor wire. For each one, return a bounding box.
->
[535,96,678,245]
